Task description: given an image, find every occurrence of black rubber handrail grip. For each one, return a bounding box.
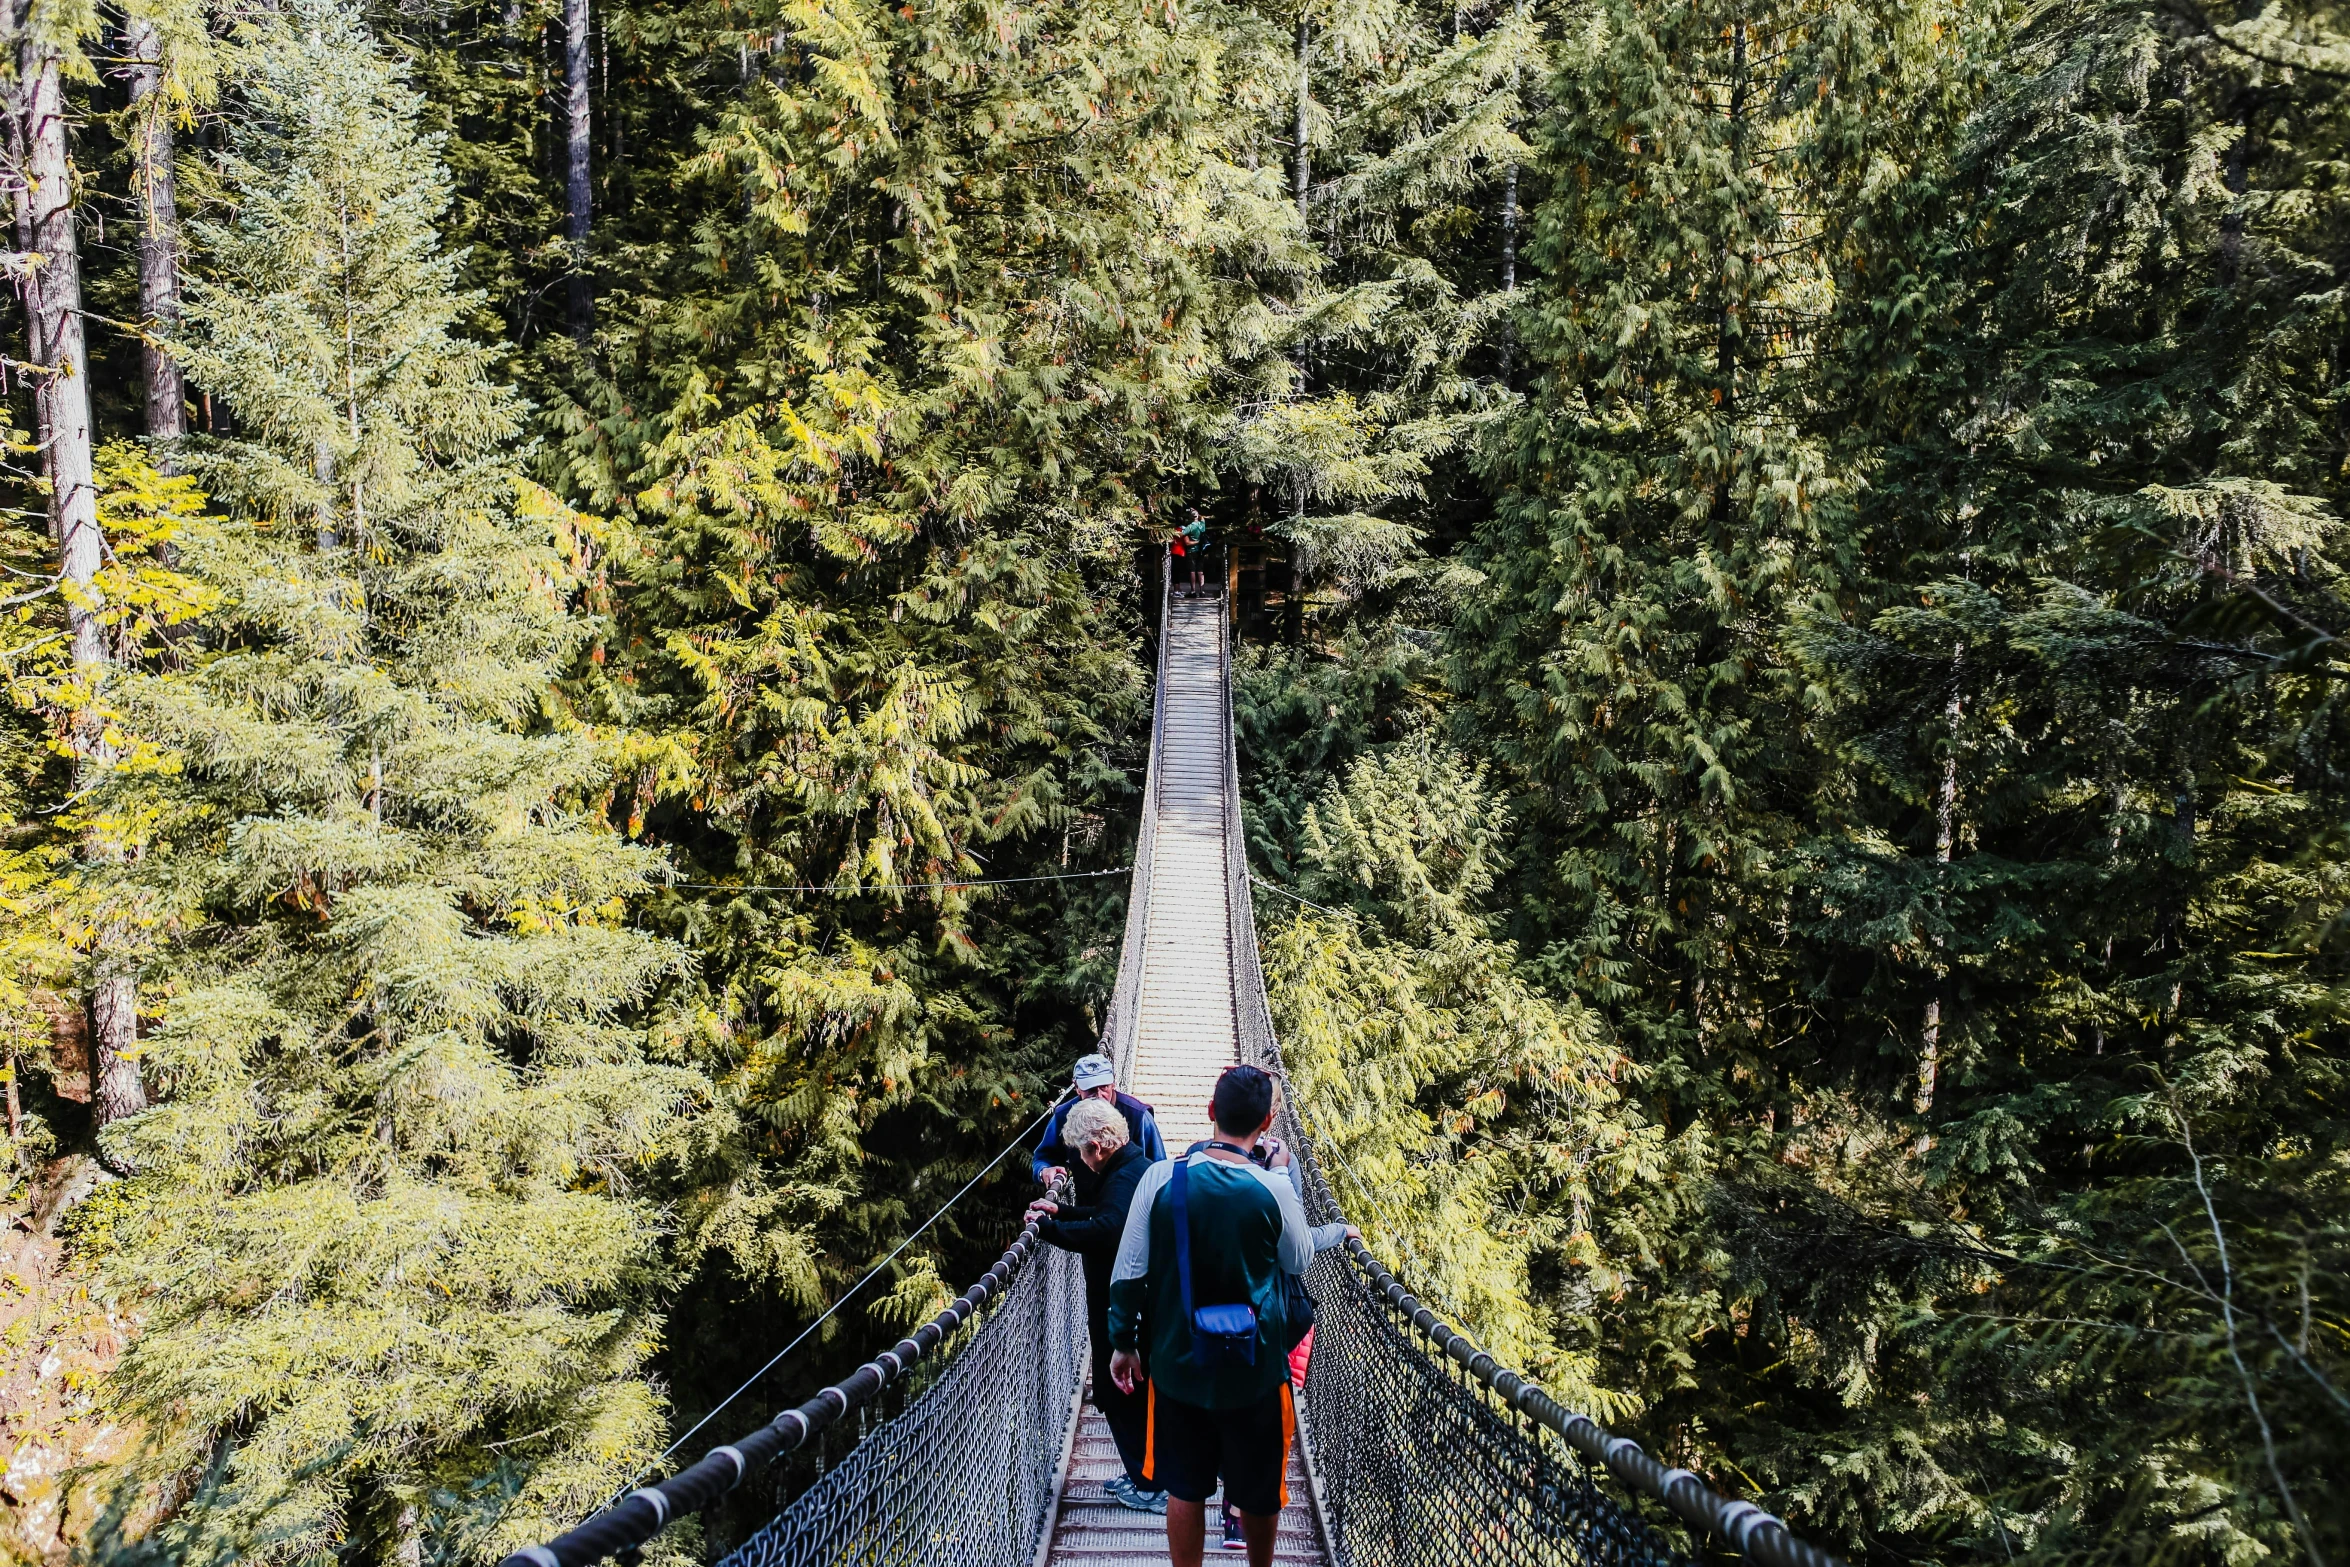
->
[1342,1238,1846,1567]
[499,1188,1064,1567]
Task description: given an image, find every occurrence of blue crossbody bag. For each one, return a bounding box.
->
[1170,1158,1258,1368]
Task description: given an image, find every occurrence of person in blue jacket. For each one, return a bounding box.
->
[1033,1053,1165,1185]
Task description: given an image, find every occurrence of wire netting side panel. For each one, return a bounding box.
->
[1303,1257,1687,1567]
[1107,548,1173,1086]
[718,1247,1084,1567]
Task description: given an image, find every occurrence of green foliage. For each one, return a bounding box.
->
[1431,0,2350,1561]
[529,0,1210,1366]
[1263,742,1656,1401]
[0,0,2342,1560]
[64,11,706,1561]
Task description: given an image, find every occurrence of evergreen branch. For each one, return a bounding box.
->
[1251,870,1335,913]
[2165,0,2350,82]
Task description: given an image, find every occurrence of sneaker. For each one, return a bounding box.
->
[1221,1503,1247,1550]
[1106,1476,1165,1514]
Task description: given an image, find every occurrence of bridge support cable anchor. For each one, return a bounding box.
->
[498,1176,1073,1567]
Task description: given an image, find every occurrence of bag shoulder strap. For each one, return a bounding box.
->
[1170,1157,1196,1325]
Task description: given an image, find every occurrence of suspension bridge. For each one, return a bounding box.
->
[501,563,1842,1567]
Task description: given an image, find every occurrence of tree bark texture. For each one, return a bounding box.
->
[1292,17,1309,234]
[1918,665,1960,1118]
[7,36,148,1128]
[1499,0,1524,296]
[123,17,185,444]
[565,0,593,341]
[89,964,144,1124]
[12,45,98,625]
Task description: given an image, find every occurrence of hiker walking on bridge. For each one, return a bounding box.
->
[1028,1099,1166,1515]
[1107,1064,1311,1567]
[1033,1052,1166,1186]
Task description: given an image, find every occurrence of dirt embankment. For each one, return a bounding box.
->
[1,1157,135,1567]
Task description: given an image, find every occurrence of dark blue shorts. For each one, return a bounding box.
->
[1141,1382,1294,1515]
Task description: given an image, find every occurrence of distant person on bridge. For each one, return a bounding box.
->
[1033,1053,1165,1186]
[1026,1099,1165,1514]
[1106,1065,1311,1567]
[1177,510,1211,598]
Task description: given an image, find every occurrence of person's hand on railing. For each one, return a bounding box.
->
[1039,1164,1070,1187]
[1024,1199,1059,1225]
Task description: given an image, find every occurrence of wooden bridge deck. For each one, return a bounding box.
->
[1125,596,1238,1152]
[1039,592,1328,1567]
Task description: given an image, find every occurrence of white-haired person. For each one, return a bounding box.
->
[1027,1097,1164,1512]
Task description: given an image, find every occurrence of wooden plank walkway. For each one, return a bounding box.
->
[1124,596,1238,1152]
[1042,1403,1322,1567]
[1040,592,1330,1567]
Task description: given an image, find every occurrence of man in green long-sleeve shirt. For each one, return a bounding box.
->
[1107,1065,1310,1567]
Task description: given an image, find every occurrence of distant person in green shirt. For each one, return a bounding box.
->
[1178,510,1210,599]
[1106,1064,1310,1567]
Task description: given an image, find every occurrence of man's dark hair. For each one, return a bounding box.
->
[1211,1065,1275,1136]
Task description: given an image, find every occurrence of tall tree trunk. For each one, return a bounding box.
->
[564,0,592,342]
[1292,15,1309,234]
[315,441,338,551]
[1918,652,1961,1120]
[1496,0,1525,379]
[123,17,184,445]
[1499,163,1518,293]
[8,35,147,1128]
[15,47,100,711]
[1498,0,1525,294]
[1717,18,1747,403]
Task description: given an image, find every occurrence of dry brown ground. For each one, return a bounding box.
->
[1,1157,136,1567]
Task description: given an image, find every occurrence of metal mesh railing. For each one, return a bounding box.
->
[1299,1244,1683,1567]
[501,1201,1084,1567]
[716,1244,1084,1567]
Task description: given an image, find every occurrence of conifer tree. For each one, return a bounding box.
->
[1218,0,1541,611]
[561,0,590,341]
[78,9,704,1559]
[1261,740,1653,1393]
[1444,0,2009,1546]
[524,0,1247,1347]
[2,0,152,1127]
[1772,2,2350,1557]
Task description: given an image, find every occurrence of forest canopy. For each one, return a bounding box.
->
[0,0,2343,1564]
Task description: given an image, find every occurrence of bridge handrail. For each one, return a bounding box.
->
[498,1181,1073,1567]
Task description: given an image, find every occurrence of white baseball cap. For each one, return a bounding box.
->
[1071,1053,1116,1091]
